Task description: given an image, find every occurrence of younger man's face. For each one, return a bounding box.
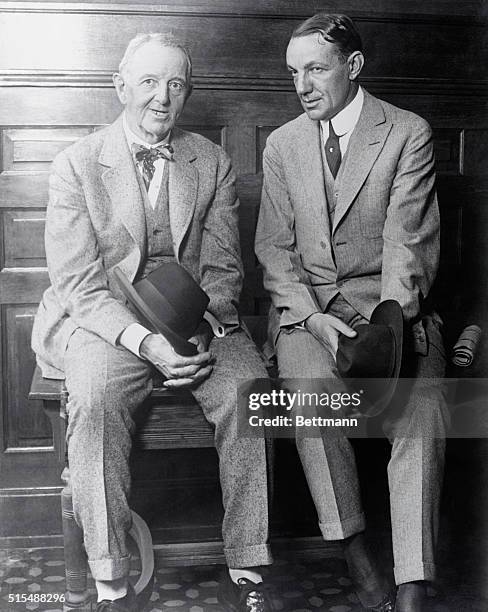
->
[286,33,360,122]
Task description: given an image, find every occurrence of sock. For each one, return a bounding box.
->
[229,568,263,584]
[96,578,128,602]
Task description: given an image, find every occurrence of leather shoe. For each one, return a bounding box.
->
[365,593,395,611]
[394,581,426,611]
[218,571,274,611]
[95,583,137,612]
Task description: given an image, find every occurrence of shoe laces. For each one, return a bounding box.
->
[369,594,395,612]
[237,578,273,611]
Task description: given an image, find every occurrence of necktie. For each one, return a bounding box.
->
[132,143,174,190]
[325,120,341,179]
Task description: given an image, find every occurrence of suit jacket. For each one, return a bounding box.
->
[32,114,243,378]
[255,89,439,346]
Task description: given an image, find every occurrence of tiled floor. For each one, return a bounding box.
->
[1,547,487,612]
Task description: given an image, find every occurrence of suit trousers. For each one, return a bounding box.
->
[64,328,272,581]
[276,295,448,585]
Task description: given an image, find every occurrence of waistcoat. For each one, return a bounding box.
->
[136,162,177,280]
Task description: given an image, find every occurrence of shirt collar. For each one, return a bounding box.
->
[320,86,364,138]
[123,112,171,149]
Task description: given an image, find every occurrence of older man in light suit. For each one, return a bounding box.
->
[32,33,273,612]
[255,14,448,612]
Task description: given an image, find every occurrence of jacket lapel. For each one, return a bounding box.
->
[168,129,198,258]
[296,117,332,236]
[333,91,392,233]
[99,116,146,255]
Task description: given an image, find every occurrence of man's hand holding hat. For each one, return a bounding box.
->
[115,262,215,388]
[189,320,214,355]
[305,312,357,357]
[140,332,212,388]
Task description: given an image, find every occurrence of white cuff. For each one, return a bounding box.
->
[118,323,152,358]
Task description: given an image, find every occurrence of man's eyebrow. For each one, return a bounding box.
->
[138,72,186,82]
[137,73,158,80]
[304,60,329,69]
[286,60,329,72]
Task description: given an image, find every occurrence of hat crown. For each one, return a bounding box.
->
[337,324,396,378]
[336,299,404,417]
[136,264,207,339]
[114,263,209,356]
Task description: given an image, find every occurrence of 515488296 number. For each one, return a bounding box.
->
[8,593,65,603]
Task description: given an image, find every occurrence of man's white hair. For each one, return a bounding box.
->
[118,32,193,84]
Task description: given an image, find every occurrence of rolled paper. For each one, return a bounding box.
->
[452,325,482,367]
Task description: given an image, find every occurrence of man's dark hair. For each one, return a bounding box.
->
[291,14,363,61]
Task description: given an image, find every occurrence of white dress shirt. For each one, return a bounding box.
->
[123,113,170,209]
[320,86,364,157]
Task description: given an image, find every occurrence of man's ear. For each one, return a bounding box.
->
[113,72,127,104]
[347,51,364,81]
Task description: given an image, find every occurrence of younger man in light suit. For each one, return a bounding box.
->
[32,33,273,612]
[255,14,448,612]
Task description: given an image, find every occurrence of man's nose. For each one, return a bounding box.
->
[154,81,170,105]
[295,72,312,96]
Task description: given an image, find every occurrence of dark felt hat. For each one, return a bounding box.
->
[114,263,209,356]
[337,300,404,417]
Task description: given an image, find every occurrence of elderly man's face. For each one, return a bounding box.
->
[286,34,361,122]
[114,42,190,144]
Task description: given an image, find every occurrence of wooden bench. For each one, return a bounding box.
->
[29,172,487,610]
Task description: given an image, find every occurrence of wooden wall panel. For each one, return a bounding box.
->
[464,129,488,177]
[3,211,46,267]
[4,306,51,449]
[1,87,486,130]
[0,5,486,83]
[432,129,463,176]
[256,126,276,172]
[0,174,49,208]
[180,126,224,147]
[0,269,50,305]
[1,127,94,172]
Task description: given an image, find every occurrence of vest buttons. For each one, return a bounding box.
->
[320,240,327,249]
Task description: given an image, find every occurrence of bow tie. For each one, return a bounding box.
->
[131,143,174,190]
[132,143,174,163]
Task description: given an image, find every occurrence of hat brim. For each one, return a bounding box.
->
[114,267,199,357]
[358,300,404,417]
[370,299,403,380]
